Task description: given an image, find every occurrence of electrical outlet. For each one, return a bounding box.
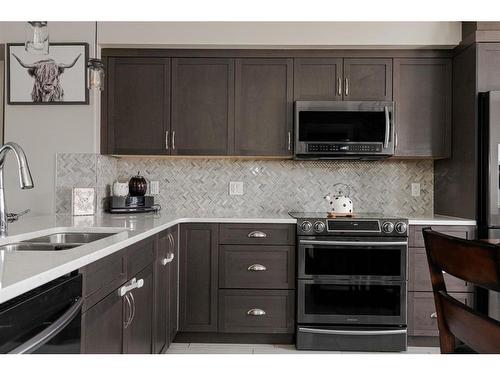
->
[411,183,421,197]
[229,181,244,196]
[149,180,160,195]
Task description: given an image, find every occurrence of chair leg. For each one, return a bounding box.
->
[439,330,456,353]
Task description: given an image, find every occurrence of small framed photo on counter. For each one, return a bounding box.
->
[72,187,96,216]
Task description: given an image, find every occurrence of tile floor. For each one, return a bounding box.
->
[166,343,440,354]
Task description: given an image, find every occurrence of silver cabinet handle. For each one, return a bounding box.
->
[247,308,266,316]
[247,264,267,272]
[248,231,267,238]
[395,132,398,151]
[165,130,169,150]
[8,297,83,354]
[161,252,175,266]
[430,312,437,319]
[383,106,390,149]
[123,294,133,328]
[168,232,174,251]
[345,77,349,96]
[287,131,292,151]
[128,291,136,326]
[118,277,144,297]
[298,327,406,336]
[337,77,342,96]
[172,130,176,150]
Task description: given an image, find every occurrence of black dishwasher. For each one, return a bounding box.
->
[0,272,82,354]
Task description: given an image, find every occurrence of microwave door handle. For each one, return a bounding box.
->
[384,106,390,149]
[8,297,83,354]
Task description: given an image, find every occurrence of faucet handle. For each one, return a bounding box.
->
[7,209,30,223]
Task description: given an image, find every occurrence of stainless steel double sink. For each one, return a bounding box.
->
[0,232,118,251]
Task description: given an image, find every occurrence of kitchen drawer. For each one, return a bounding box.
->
[127,237,155,278]
[219,224,295,245]
[218,289,295,333]
[219,245,295,289]
[408,291,474,336]
[409,247,473,292]
[409,225,475,248]
[81,249,127,311]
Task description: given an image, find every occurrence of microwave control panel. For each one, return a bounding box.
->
[307,143,382,153]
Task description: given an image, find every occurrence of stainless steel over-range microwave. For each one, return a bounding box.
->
[294,101,395,159]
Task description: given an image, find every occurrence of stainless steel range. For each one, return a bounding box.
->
[289,212,408,352]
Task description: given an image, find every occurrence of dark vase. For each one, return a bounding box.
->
[129,172,147,196]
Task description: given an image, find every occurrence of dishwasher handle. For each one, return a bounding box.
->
[8,297,83,354]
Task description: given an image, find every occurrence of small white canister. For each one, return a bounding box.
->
[324,183,354,215]
[113,181,129,197]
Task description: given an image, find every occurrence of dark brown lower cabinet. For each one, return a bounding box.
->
[82,288,124,354]
[179,223,219,332]
[124,264,154,354]
[154,226,179,353]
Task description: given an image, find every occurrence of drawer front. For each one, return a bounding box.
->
[219,245,295,289]
[219,224,295,245]
[81,250,127,311]
[410,225,475,248]
[408,291,474,336]
[218,290,295,333]
[127,237,155,278]
[409,248,473,292]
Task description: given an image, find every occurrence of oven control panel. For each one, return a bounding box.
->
[297,218,408,237]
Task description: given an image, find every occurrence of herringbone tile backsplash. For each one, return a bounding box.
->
[56,154,433,216]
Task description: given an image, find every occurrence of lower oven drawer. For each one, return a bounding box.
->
[218,289,295,333]
[297,279,407,326]
[296,325,407,352]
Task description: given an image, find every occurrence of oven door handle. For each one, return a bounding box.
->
[298,327,407,336]
[384,106,390,149]
[299,240,407,246]
[8,297,83,354]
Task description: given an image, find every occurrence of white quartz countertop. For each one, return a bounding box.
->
[0,211,295,304]
[0,211,475,304]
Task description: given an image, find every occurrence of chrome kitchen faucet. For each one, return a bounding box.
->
[0,142,34,237]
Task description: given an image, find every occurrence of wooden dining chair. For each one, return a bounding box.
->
[422,228,500,354]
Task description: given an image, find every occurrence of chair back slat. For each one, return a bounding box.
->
[423,229,500,292]
[422,228,500,354]
[439,291,500,353]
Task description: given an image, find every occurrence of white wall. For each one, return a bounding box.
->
[0,21,461,215]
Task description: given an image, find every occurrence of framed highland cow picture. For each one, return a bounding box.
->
[7,43,89,104]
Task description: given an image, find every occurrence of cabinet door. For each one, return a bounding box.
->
[125,264,154,354]
[343,58,392,100]
[234,58,293,156]
[105,57,170,155]
[168,225,179,344]
[393,59,452,158]
[171,58,234,155]
[179,223,219,332]
[294,58,343,101]
[154,234,170,353]
[81,290,124,354]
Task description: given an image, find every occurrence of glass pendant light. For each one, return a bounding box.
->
[25,21,49,55]
[88,21,105,91]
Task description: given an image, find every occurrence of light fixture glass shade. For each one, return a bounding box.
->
[88,58,105,91]
[25,21,49,55]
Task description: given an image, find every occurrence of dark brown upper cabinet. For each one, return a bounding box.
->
[393,58,452,158]
[171,58,235,155]
[234,58,294,156]
[179,223,219,332]
[343,58,393,100]
[294,58,343,101]
[104,57,171,155]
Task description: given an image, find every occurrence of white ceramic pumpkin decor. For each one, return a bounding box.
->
[324,183,354,215]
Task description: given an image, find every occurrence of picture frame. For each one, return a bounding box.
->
[7,42,89,105]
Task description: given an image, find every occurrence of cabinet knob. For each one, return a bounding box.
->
[247,308,266,316]
[247,264,267,272]
[248,231,267,238]
[161,252,175,266]
[430,312,437,319]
